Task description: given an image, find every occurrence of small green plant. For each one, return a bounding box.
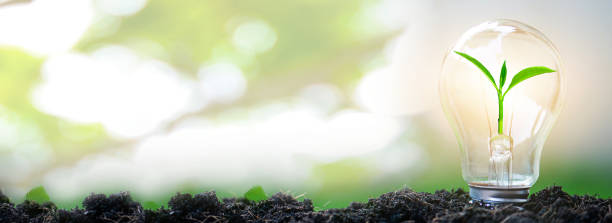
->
[244,185,267,202]
[455,51,555,134]
[25,186,50,203]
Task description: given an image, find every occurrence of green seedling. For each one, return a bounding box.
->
[25,186,50,203]
[454,51,555,134]
[244,185,267,202]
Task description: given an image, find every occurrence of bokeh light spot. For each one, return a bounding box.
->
[232,19,277,54]
[198,63,247,104]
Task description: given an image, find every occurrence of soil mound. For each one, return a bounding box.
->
[0,186,609,222]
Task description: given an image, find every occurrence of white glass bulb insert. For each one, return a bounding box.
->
[440,19,565,203]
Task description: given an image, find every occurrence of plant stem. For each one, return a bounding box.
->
[497,90,504,134]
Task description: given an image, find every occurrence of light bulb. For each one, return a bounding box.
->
[439,19,565,203]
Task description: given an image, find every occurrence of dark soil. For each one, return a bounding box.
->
[1,186,610,223]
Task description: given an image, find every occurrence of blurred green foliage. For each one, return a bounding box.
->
[0,47,108,160]
[0,0,390,191]
[142,201,161,210]
[1,0,390,163]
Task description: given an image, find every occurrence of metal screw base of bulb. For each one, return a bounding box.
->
[469,184,529,203]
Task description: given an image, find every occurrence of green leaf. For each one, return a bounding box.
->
[244,185,267,202]
[500,60,507,89]
[25,186,50,203]
[454,51,498,90]
[504,66,556,96]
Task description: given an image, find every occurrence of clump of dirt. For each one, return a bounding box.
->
[519,186,612,222]
[17,200,57,223]
[0,186,610,223]
[146,191,222,222]
[0,190,57,223]
[59,192,145,223]
[0,190,9,204]
[302,188,471,222]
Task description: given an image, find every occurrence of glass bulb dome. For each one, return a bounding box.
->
[439,19,565,202]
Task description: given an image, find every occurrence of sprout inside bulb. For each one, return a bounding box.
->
[440,19,565,203]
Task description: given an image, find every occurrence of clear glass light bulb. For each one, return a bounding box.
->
[439,19,565,203]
